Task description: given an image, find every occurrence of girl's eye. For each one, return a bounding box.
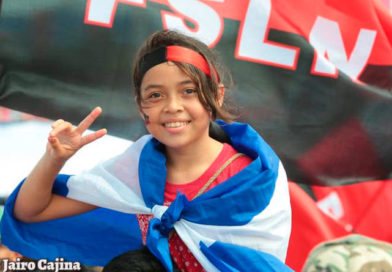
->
[148,92,161,99]
[142,92,162,104]
[184,88,196,95]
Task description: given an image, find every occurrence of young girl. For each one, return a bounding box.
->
[1,30,292,271]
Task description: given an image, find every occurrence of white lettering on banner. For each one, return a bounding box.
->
[236,0,299,69]
[85,0,145,27]
[310,16,377,80]
[83,1,378,79]
[162,0,223,47]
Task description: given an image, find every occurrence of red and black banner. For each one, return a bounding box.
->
[1,0,391,185]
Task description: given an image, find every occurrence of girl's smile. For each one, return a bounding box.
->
[163,120,190,133]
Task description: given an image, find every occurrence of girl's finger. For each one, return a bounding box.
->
[49,121,73,137]
[81,128,107,146]
[51,119,64,129]
[75,107,102,134]
[48,135,61,151]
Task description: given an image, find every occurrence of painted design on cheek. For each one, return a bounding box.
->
[143,113,150,125]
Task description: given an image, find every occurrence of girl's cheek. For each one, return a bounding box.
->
[143,113,150,125]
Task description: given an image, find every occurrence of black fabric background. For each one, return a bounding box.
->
[1,0,391,185]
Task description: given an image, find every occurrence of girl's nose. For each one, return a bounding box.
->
[164,95,184,113]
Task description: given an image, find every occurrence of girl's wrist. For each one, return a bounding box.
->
[43,151,68,168]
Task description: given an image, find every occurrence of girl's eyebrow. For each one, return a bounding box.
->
[143,80,194,92]
[143,84,162,92]
[179,80,194,85]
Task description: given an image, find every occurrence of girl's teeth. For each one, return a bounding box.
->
[165,122,186,128]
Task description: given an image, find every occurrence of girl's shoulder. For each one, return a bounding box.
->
[220,143,253,169]
[205,143,253,188]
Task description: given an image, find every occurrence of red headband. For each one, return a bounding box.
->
[137,45,218,86]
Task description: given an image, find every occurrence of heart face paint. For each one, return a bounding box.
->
[143,113,150,124]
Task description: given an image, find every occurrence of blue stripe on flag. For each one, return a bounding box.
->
[139,138,167,207]
[200,241,293,272]
[0,175,143,266]
[182,158,276,225]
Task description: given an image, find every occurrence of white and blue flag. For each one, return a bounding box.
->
[1,121,292,271]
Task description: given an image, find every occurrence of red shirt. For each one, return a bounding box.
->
[136,143,252,271]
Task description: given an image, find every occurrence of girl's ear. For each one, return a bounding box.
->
[218,84,225,106]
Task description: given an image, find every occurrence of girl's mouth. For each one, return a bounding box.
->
[164,121,189,128]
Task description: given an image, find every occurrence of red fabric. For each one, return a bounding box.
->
[166,46,212,77]
[137,143,252,271]
[311,180,392,241]
[285,182,348,271]
[151,0,392,65]
[286,180,392,271]
[298,119,387,185]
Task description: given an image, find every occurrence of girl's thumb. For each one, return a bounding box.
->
[48,136,61,150]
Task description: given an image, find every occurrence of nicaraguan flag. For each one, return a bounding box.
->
[1,121,292,271]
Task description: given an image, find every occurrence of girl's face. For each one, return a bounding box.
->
[139,62,212,151]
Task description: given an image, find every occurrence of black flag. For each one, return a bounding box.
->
[1,0,391,185]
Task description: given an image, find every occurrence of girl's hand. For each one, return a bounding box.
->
[46,107,107,162]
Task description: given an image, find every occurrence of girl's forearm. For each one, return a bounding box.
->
[13,152,67,221]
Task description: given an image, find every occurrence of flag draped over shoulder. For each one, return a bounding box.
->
[0,121,292,271]
[0,0,391,186]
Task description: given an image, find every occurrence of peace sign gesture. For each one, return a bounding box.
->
[46,107,107,162]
